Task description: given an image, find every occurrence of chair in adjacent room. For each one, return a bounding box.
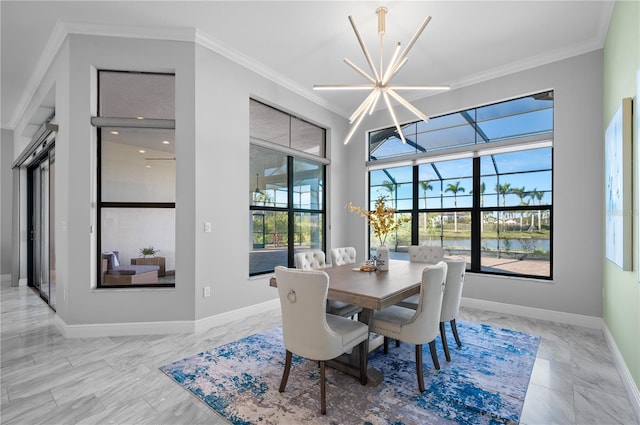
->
[295,250,362,319]
[397,257,467,362]
[329,246,357,267]
[370,261,448,392]
[274,266,369,415]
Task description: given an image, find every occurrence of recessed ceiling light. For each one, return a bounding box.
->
[136,116,144,120]
[110,130,119,135]
[162,140,170,145]
[145,165,151,169]
[139,149,146,154]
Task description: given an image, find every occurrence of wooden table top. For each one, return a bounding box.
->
[270,260,427,311]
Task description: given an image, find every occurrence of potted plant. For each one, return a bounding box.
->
[347,196,410,271]
[139,246,159,258]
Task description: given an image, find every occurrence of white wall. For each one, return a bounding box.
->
[345,50,605,317]
[192,43,349,320]
[0,128,13,275]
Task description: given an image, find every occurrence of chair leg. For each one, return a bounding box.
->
[359,340,367,385]
[415,344,425,392]
[440,322,451,362]
[429,340,440,370]
[451,319,462,347]
[320,360,326,415]
[279,350,292,393]
[395,339,400,348]
[383,336,389,354]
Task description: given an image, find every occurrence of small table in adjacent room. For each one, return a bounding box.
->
[131,256,166,277]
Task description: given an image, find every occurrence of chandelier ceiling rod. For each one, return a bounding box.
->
[314,7,450,145]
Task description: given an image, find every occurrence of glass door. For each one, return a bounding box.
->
[28,147,56,309]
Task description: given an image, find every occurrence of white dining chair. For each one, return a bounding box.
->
[295,249,362,319]
[408,245,445,263]
[274,266,368,415]
[329,247,357,267]
[397,257,467,362]
[370,261,448,392]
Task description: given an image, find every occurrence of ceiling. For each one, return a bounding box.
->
[1,1,613,132]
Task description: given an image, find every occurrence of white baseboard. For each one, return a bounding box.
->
[54,315,196,338]
[602,324,640,423]
[194,298,280,333]
[18,277,27,287]
[53,298,281,338]
[460,297,605,329]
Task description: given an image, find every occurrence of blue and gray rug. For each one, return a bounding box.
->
[160,321,539,425]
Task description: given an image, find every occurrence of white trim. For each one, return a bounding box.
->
[53,298,280,338]
[55,315,195,338]
[602,324,640,423]
[18,278,27,287]
[194,298,280,333]
[460,297,604,329]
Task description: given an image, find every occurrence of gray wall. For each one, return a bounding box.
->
[0,128,13,276]
[345,50,605,317]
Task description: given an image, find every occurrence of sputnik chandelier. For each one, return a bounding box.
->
[314,7,449,144]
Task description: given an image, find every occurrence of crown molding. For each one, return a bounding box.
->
[193,29,345,117]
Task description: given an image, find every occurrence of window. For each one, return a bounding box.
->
[367,92,553,279]
[95,71,176,287]
[249,100,326,276]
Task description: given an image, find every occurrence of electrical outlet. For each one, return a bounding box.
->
[203,286,211,298]
[204,222,212,233]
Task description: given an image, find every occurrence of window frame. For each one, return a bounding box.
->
[367,92,553,280]
[94,70,177,288]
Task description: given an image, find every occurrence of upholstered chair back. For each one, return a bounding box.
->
[294,250,327,270]
[274,266,346,360]
[329,247,357,267]
[441,257,466,323]
[400,261,447,345]
[408,245,445,264]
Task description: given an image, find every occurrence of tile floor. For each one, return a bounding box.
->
[1,278,638,424]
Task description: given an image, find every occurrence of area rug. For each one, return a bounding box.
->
[160,321,539,425]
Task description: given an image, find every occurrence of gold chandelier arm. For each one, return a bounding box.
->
[382,91,407,144]
[349,90,378,123]
[343,58,377,84]
[313,84,374,90]
[387,89,430,122]
[392,15,431,76]
[344,99,370,145]
[348,15,381,82]
[368,91,381,115]
[381,42,402,85]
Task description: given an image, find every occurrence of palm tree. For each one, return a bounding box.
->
[534,189,544,231]
[379,180,397,208]
[510,186,529,231]
[495,182,511,231]
[419,180,433,231]
[445,181,465,232]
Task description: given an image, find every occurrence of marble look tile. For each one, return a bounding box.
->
[75,395,156,425]
[0,389,57,424]
[574,384,639,425]
[571,352,627,398]
[520,383,576,425]
[2,280,638,425]
[529,357,574,394]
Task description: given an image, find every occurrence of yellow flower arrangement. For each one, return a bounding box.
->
[346,196,411,246]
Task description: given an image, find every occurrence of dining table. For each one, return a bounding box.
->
[269,259,430,386]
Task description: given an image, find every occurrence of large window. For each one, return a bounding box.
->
[95,71,176,287]
[250,100,326,276]
[368,92,553,279]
